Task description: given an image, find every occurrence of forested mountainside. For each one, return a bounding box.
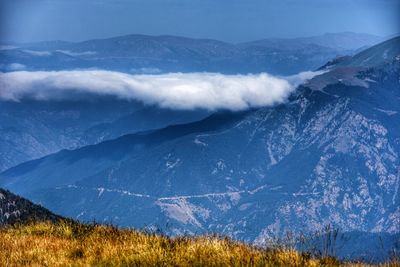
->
[0,188,63,225]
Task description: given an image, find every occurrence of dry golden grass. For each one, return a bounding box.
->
[0,221,398,267]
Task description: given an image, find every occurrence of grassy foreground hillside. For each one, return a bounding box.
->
[0,221,398,267]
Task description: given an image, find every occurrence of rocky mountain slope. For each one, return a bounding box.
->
[322,36,400,69]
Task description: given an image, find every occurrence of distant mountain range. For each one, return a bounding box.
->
[1,36,399,260]
[0,32,383,75]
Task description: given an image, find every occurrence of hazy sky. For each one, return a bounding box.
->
[1,0,399,43]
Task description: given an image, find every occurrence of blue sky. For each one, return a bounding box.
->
[1,0,399,43]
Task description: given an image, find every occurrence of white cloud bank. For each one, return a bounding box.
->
[0,70,322,110]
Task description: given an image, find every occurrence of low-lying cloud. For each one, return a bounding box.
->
[0,70,321,110]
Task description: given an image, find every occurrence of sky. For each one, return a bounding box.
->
[1,0,399,43]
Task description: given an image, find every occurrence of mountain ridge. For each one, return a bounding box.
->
[239,32,383,50]
[1,32,383,75]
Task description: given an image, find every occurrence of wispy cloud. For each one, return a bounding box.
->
[130,67,162,74]
[0,45,19,50]
[22,50,52,56]
[3,63,26,71]
[0,70,321,110]
[56,50,97,56]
